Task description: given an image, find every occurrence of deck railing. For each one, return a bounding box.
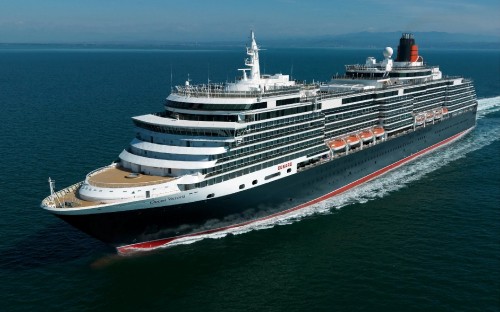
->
[42,181,84,208]
[172,84,301,98]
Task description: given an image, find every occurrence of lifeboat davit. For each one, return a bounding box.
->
[359,130,374,143]
[345,134,360,147]
[415,114,425,125]
[373,126,385,139]
[328,138,346,152]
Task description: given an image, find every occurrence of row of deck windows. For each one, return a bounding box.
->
[133,120,236,137]
[382,114,413,125]
[403,81,450,94]
[413,88,446,99]
[384,119,414,131]
[189,145,328,188]
[326,120,379,138]
[326,115,378,131]
[448,100,476,111]
[220,128,323,162]
[166,100,267,111]
[338,90,401,105]
[378,100,413,111]
[326,107,377,122]
[247,112,322,132]
[413,97,445,107]
[210,137,324,176]
[242,120,324,145]
[164,110,239,122]
[324,101,379,115]
[245,103,319,122]
[379,107,413,118]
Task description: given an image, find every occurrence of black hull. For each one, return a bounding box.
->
[57,109,477,247]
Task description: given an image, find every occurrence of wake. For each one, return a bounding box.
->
[155,96,500,250]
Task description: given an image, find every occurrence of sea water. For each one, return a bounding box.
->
[0,46,498,311]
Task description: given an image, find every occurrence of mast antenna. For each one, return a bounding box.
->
[48,177,55,195]
[170,64,173,92]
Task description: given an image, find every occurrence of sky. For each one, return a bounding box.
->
[0,0,499,43]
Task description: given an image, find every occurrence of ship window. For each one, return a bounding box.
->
[276,97,300,106]
[265,172,281,180]
[207,193,215,199]
[252,180,258,185]
[239,184,245,189]
[167,100,267,111]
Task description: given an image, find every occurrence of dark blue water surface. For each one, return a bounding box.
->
[0,46,499,312]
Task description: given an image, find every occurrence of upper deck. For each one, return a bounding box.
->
[169,31,300,102]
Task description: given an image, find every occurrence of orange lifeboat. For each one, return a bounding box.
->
[328,138,346,152]
[373,126,385,139]
[425,111,434,123]
[442,107,449,114]
[359,130,374,143]
[434,108,443,119]
[415,114,425,125]
[345,134,360,147]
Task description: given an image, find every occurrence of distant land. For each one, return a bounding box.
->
[1,31,499,50]
[267,31,500,49]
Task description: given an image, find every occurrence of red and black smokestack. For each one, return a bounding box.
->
[396,33,419,62]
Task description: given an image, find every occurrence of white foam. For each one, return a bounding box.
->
[156,96,500,250]
[477,95,500,118]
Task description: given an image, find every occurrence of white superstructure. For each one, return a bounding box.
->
[41,32,477,253]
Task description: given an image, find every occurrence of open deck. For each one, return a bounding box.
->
[53,186,99,208]
[43,167,177,209]
[87,166,175,188]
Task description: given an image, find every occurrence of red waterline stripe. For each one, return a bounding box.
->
[117,129,471,254]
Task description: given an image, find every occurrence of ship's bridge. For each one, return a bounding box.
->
[166,30,300,111]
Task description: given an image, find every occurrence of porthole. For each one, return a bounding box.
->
[239,184,245,189]
[207,193,215,199]
[252,180,258,185]
[287,168,292,173]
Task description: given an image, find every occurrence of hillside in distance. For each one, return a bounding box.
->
[263,31,500,49]
[1,31,498,50]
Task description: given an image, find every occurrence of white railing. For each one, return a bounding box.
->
[42,181,84,208]
[85,164,117,180]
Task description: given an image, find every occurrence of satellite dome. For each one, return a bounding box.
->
[383,47,393,58]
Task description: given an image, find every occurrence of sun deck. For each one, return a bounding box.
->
[87,166,175,188]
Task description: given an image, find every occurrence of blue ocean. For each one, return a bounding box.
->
[0,45,499,311]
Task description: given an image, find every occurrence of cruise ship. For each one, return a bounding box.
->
[41,32,477,254]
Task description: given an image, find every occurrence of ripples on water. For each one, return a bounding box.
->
[156,97,500,250]
[0,48,498,311]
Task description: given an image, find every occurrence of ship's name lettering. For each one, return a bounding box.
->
[278,162,293,170]
[168,195,185,201]
[150,199,167,205]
